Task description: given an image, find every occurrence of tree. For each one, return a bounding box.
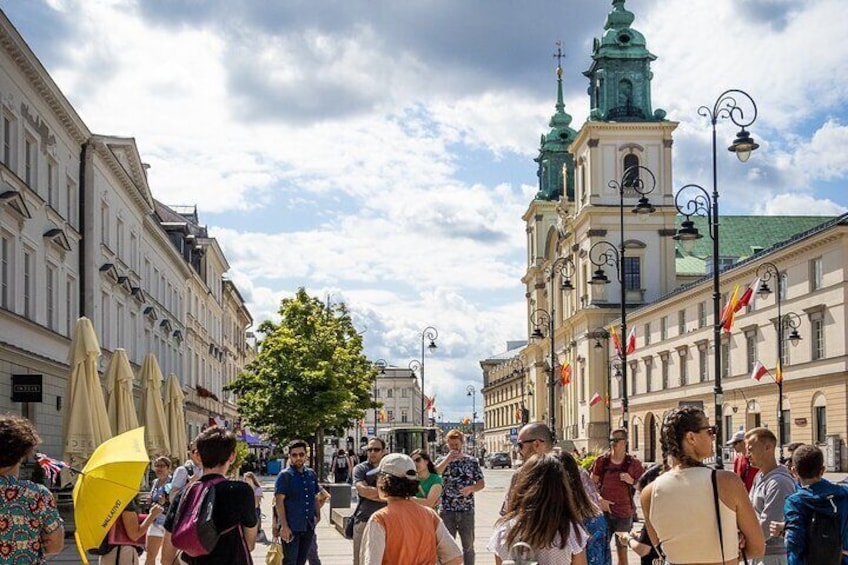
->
[227,288,376,479]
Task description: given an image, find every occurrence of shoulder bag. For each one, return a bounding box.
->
[711,469,749,565]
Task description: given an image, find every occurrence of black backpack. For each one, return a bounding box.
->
[805,495,842,564]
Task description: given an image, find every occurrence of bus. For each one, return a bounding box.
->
[378,426,440,455]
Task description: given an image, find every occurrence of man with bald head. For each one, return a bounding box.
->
[500,422,554,515]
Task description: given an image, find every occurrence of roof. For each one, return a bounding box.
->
[675,216,835,275]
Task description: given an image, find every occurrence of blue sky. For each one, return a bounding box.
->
[4,0,847,420]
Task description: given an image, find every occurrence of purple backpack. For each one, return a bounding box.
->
[170,476,236,557]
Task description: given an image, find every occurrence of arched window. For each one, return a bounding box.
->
[623,154,640,188]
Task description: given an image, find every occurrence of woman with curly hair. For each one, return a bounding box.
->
[0,414,64,563]
[641,406,764,565]
[559,452,610,565]
[488,453,587,564]
[361,453,462,565]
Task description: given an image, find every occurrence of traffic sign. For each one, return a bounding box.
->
[509,427,518,441]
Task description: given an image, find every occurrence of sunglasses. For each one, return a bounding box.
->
[516,438,539,450]
[367,447,383,453]
[609,437,626,444]
[698,425,717,436]
[289,452,306,458]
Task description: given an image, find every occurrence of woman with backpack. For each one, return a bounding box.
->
[559,451,610,565]
[641,406,765,565]
[332,448,351,483]
[97,500,164,564]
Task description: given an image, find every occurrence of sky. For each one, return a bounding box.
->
[4,0,847,421]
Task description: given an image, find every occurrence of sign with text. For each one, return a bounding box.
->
[11,374,42,403]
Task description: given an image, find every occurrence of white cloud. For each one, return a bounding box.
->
[754,193,847,216]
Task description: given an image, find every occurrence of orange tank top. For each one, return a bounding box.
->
[371,500,440,565]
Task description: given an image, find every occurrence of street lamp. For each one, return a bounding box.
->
[408,359,427,426]
[756,262,802,463]
[529,307,555,434]
[373,359,387,432]
[466,385,477,456]
[672,89,759,468]
[418,327,438,426]
[589,328,611,434]
[587,165,657,433]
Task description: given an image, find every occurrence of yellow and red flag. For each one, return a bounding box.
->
[560,363,572,385]
[720,284,741,332]
[610,325,622,357]
[775,361,783,384]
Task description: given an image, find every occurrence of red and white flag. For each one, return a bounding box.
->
[750,360,769,381]
[625,327,636,355]
[589,392,602,406]
[735,277,761,312]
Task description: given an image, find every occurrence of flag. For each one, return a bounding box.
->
[610,325,622,357]
[461,417,471,426]
[775,361,783,384]
[720,285,741,332]
[750,360,769,381]
[625,327,636,355]
[35,453,69,486]
[424,395,436,411]
[560,363,572,385]
[589,392,602,406]
[735,277,761,312]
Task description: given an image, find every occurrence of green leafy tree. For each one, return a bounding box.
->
[227,288,376,477]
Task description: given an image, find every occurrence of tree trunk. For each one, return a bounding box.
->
[315,428,325,481]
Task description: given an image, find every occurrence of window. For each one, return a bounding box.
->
[623,154,640,188]
[645,359,653,393]
[24,136,35,188]
[116,219,124,260]
[698,346,708,382]
[661,356,669,389]
[401,388,408,398]
[387,388,393,398]
[678,309,686,334]
[23,250,32,318]
[130,233,138,271]
[66,277,74,335]
[623,257,641,290]
[401,411,408,423]
[101,292,110,349]
[724,415,733,444]
[387,410,394,422]
[781,409,791,444]
[47,161,56,208]
[0,236,8,308]
[101,202,110,247]
[2,115,12,166]
[812,316,824,360]
[745,331,757,372]
[678,350,688,385]
[644,322,651,345]
[46,264,55,331]
[632,423,639,450]
[810,257,823,291]
[660,316,668,340]
[815,405,827,444]
[721,341,730,378]
[116,302,125,347]
[698,302,707,328]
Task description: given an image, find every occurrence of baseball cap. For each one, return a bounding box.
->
[726,430,746,446]
[367,453,417,479]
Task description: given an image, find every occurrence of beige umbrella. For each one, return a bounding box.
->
[64,317,112,465]
[139,353,171,456]
[164,373,188,461]
[104,348,139,435]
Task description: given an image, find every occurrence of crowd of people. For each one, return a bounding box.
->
[4,408,848,564]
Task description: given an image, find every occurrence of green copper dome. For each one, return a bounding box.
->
[535,65,577,202]
[584,0,667,122]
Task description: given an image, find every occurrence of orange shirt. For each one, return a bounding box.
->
[370,500,440,564]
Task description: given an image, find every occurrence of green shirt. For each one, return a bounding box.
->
[416,473,443,501]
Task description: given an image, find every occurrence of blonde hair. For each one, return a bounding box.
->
[445,429,464,442]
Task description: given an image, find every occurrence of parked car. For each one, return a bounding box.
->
[488,452,511,469]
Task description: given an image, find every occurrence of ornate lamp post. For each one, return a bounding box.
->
[373,359,387,431]
[672,89,759,468]
[589,328,611,434]
[529,307,555,434]
[466,385,477,456]
[756,262,802,463]
[509,356,529,425]
[417,327,438,426]
[587,165,657,432]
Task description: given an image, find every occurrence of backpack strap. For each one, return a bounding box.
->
[711,469,726,564]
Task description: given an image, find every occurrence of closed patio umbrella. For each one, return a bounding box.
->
[139,353,171,456]
[164,373,188,461]
[64,317,112,466]
[104,348,139,435]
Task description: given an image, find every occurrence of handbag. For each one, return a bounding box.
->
[711,470,749,565]
[266,537,284,565]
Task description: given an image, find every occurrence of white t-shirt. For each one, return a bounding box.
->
[487,518,587,565]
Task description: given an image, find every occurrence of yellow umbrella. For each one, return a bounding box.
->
[72,426,149,564]
[139,353,171,456]
[164,373,188,461]
[104,348,139,435]
[64,317,112,466]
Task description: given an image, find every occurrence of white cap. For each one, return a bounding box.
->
[726,430,746,446]
[367,453,417,479]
